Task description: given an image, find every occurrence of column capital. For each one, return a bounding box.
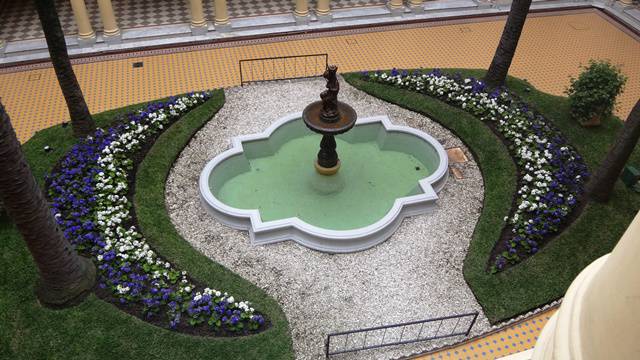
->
[531,211,640,360]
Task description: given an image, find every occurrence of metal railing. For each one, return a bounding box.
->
[239,53,328,86]
[325,311,479,358]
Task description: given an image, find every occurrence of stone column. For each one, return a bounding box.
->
[188,0,208,35]
[70,0,96,46]
[96,0,121,44]
[0,39,6,58]
[530,211,640,360]
[408,0,424,14]
[293,0,310,25]
[214,0,231,32]
[387,0,404,16]
[315,0,332,22]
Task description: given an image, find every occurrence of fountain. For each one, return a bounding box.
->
[302,65,357,176]
[199,66,449,252]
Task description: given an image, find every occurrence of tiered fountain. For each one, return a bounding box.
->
[302,65,357,176]
[199,65,449,252]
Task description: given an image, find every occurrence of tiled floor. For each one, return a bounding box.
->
[0,0,388,42]
[1,9,639,143]
[0,0,85,41]
[415,307,557,360]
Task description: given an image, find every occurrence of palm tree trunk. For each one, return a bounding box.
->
[0,102,95,307]
[587,100,640,203]
[484,0,532,89]
[34,0,95,138]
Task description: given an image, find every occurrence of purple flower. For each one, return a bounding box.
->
[429,68,443,77]
[45,91,261,332]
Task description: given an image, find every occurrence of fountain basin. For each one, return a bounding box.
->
[199,113,449,253]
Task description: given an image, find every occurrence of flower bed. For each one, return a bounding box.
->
[362,69,589,272]
[46,93,265,334]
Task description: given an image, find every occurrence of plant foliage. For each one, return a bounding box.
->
[566,60,627,125]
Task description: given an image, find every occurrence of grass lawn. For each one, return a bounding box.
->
[1,91,294,359]
[344,70,640,323]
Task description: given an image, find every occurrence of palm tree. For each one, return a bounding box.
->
[34,0,95,138]
[0,102,95,307]
[587,100,640,203]
[484,0,533,89]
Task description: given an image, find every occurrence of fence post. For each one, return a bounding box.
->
[465,312,479,336]
[325,335,331,359]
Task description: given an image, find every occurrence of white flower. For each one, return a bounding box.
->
[44,92,251,324]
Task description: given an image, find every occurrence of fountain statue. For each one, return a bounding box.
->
[302,65,357,175]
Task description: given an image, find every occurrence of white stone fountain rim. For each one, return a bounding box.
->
[198,112,449,253]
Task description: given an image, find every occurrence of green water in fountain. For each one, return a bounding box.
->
[209,119,440,230]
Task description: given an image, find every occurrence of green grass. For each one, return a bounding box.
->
[344,70,640,323]
[1,92,293,359]
[3,69,638,358]
[25,102,147,183]
[134,90,293,358]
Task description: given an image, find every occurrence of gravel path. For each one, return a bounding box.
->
[166,78,490,359]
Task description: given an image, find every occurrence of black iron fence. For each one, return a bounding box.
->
[325,311,479,358]
[239,53,328,86]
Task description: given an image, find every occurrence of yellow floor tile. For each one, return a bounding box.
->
[415,307,558,360]
[1,9,639,143]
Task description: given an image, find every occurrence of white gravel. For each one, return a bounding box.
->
[166,78,490,359]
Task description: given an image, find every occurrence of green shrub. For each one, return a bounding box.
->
[566,60,627,126]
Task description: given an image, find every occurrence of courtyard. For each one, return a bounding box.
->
[1,1,640,360]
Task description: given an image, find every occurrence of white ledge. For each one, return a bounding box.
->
[199,113,449,253]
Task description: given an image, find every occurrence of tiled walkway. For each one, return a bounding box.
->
[0,0,387,42]
[415,307,557,360]
[1,9,638,142]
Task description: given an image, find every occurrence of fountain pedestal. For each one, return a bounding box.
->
[316,135,339,174]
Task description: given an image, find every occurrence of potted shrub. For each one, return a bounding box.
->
[566,60,627,127]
